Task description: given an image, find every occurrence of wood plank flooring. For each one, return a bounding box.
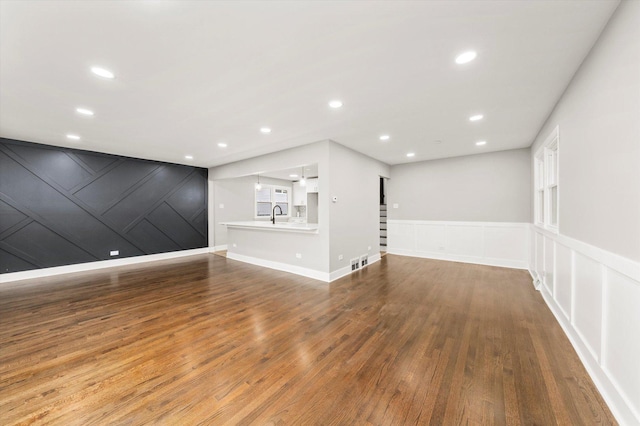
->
[0,254,616,425]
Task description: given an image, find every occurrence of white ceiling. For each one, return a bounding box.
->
[0,0,619,168]
[260,164,318,182]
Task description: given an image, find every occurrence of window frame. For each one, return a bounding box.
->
[534,126,559,233]
[254,184,291,219]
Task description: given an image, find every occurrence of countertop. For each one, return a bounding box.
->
[221,221,319,233]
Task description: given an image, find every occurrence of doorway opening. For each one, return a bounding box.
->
[380,177,387,253]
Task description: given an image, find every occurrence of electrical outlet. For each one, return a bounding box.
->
[219,203,224,209]
[393,203,399,209]
[296,253,302,259]
[232,243,237,248]
[110,250,119,256]
[338,254,343,261]
[367,246,371,251]
[360,255,369,267]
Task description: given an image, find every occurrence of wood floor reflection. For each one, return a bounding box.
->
[0,254,616,425]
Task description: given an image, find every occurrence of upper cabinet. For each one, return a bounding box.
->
[306,178,319,193]
[293,181,306,205]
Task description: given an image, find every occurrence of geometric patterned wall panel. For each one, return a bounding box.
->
[0,138,207,274]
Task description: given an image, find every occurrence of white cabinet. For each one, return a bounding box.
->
[293,181,306,206]
[306,178,319,193]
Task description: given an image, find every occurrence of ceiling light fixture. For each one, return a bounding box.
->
[185,155,193,160]
[379,135,390,141]
[76,107,94,116]
[406,152,415,158]
[91,66,115,79]
[255,175,262,190]
[300,167,306,187]
[455,51,477,64]
[260,127,271,134]
[66,134,80,141]
[289,174,298,178]
[218,142,227,148]
[476,141,487,146]
[329,100,343,108]
[469,114,483,122]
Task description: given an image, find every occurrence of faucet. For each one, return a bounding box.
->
[271,205,283,224]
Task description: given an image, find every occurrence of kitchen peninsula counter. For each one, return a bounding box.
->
[221,221,318,233]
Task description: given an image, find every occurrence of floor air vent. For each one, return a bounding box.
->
[351,258,360,271]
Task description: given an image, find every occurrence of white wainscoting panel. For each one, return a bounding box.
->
[573,252,603,361]
[534,232,544,289]
[447,225,484,257]
[484,225,527,263]
[387,221,528,269]
[530,226,640,426]
[544,236,555,295]
[603,269,640,421]
[555,243,572,321]
[415,224,445,253]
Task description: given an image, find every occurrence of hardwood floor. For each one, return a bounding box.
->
[0,255,616,425]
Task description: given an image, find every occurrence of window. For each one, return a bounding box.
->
[534,126,559,231]
[255,185,290,218]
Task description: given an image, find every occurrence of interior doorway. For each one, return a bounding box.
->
[380,177,387,252]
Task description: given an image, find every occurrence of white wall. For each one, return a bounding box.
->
[388,148,531,222]
[530,2,640,424]
[386,148,531,268]
[530,0,639,263]
[208,140,390,280]
[212,176,292,248]
[209,141,331,275]
[327,142,390,275]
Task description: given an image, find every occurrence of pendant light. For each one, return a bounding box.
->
[299,167,306,187]
[255,174,262,190]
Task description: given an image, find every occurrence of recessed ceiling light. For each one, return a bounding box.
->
[289,174,298,178]
[91,66,115,79]
[476,141,487,146]
[66,134,80,140]
[406,152,415,157]
[218,143,227,148]
[379,135,390,141]
[455,51,477,64]
[329,100,343,108]
[469,114,483,122]
[185,155,194,160]
[76,107,94,116]
[260,127,271,134]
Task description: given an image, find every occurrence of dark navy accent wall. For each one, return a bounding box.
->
[0,138,208,273]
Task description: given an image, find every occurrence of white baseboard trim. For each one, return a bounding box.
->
[226,252,330,282]
[225,252,383,283]
[210,244,228,252]
[369,252,382,266]
[528,268,542,290]
[328,252,382,282]
[329,264,352,282]
[0,248,211,284]
[387,248,528,270]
